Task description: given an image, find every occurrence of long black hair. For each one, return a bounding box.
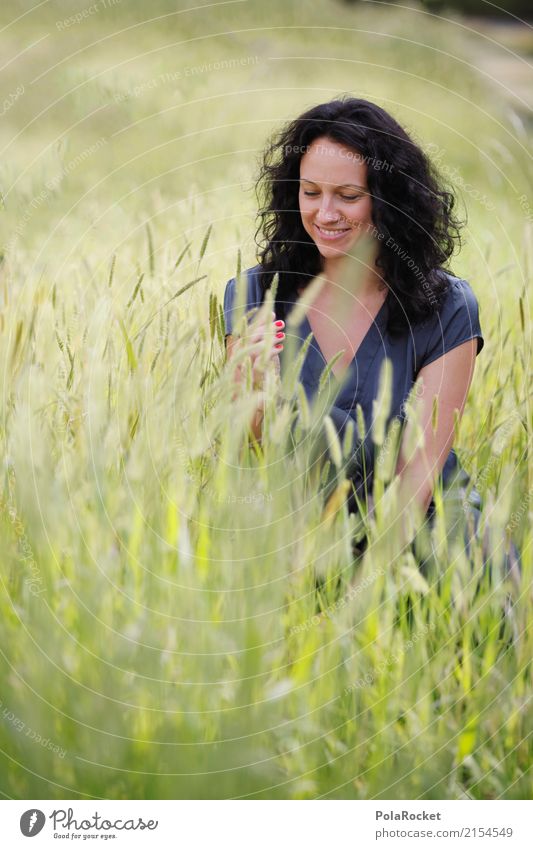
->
[253,95,463,334]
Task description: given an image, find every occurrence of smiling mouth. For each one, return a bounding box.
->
[314,224,351,237]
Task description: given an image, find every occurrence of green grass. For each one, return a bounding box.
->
[0,0,531,799]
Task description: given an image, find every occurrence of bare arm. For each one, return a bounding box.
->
[390,338,478,544]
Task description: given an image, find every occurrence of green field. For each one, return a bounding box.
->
[0,0,531,799]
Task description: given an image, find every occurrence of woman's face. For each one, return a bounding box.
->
[298,136,375,261]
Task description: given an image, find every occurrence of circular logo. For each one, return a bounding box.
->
[20,810,46,837]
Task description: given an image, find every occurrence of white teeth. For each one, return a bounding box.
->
[316,226,348,235]
[317,225,348,236]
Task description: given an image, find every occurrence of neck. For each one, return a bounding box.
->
[321,252,387,300]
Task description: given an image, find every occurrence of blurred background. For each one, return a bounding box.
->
[0,0,531,281]
[0,0,531,801]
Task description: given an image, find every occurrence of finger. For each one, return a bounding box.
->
[249,344,283,372]
[246,309,279,336]
[242,330,285,354]
[246,321,282,344]
[247,339,284,359]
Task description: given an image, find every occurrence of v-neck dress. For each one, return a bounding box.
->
[223,263,485,517]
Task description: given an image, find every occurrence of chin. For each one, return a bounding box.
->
[317,245,343,258]
[314,239,358,258]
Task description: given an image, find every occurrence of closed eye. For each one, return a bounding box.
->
[303,191,361,201]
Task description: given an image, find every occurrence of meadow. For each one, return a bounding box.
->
[0,0,531,798]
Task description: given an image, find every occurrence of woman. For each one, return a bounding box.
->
[223,95,519,579]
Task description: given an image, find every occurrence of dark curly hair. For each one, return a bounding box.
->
[253,95,464,334]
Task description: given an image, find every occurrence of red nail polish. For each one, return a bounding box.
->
[275,343,283,350]
[276,331,284,339]
[275,320,284,327]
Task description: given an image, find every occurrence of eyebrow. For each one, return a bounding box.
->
[300,178,367,190]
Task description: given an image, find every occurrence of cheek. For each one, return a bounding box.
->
[299,202,316,226]
[343,200,373,226]
[360,198,373,221]
[299,195,313,215]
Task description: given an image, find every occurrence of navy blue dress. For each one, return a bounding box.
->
[223,265,521,577]
[224,263,483,490]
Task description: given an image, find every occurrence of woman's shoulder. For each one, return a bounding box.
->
[440,271,480,311]
[413,270,484,368]
[224,262,262,290]
[223,263,264,306]
[416,270,481,330]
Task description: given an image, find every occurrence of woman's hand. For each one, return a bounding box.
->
[226,309,285,394]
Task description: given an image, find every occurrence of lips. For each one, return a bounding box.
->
[314,223,351,240]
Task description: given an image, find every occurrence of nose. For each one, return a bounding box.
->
[315,195,341,224]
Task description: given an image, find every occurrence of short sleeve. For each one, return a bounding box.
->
[222,265,264,337]
[222,276,237,336]
[418,277,484,370]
